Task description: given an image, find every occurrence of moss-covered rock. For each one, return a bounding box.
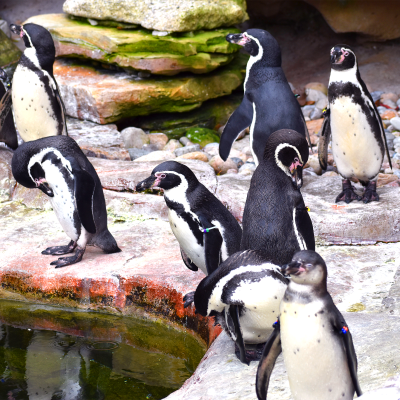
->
[25,14,240,75]
[0,29,21,69]
[55,54,247,124]
[186,127,220,147]
[63,0,248,33]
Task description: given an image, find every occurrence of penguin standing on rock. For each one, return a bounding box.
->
[8,23,68,142]
[219,29,311,165]
[240,129,315,262]
[319,44,392,203]
[136,161,242,277]
[194,249,288,365]
[12,136,121,267]
[256,250,362,400]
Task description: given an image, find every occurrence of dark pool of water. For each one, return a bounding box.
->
[0,300,205,400]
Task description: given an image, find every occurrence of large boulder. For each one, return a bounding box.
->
[54,55,246,124]
[25,14,240,76]
[0,28,21,69]
[63,0,248,32]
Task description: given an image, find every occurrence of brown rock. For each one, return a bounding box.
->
[148,133,168,150]
[381,110,398,120]
[381,93,399,103]
[177,152,208,162]
[377,173,399,188]
[164,139,183,152]
[309,134,319,146]
[133,151,175,162]
[209,156,238,175]
[305,82,328,95]
[306,118,324,135]
[305,0,400,40]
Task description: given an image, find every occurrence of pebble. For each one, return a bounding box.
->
[381,110,397,120]
[370,91,384,102]
[209,156,237,175]
[164,139,183,152]
[120,127,149,149]
[148,133,168,150]
[310,107,323,120]
[179,137,191,146]
[381,92,399,103]
[174,144,200,157]
[390,117,400,131]
[302,105,315,118]
[397,99,400,108]
[142,143,159,152]
[238,162,256,175]
[305,88,328,109]
[177,151,208,162]
[392,168,400,178]
[377,106,387,114]
[230,157,244,168]
[128,148,151,160]
[381,99,398,109]
[305,82,328,95]
[134,150,175,162]
[226,168,238,174]
[203,142,219,152]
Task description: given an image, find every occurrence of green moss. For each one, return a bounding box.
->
[347,303,366,312]
[186,126,220,147]
[0,29,21,68]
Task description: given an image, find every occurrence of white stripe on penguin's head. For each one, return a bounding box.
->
[274,143,303,178]
[243,33,264,90]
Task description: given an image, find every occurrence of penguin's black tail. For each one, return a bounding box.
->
[92,229,121,254]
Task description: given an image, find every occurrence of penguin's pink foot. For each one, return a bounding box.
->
[336,179,361,204]
[361,181,379,204]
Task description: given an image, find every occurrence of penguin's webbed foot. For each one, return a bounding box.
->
[361,181,379,203]
[42,240,76,255]
[335,179,361,204]
[50,247,85,268]
[183,291,195,308]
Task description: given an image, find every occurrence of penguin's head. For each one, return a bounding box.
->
[265,129,309,190]
[28,162,54,197]
[330,45,356,70]
[10,23,55,72]
[281,250,327,288]
[226,29,281,66]
[136,161,199,193]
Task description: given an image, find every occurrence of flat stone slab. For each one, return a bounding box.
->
[54,55,245,123]
[166,312,400,400]
[63,0,248,32]
[67,117,130,160]
[26,14,239,76]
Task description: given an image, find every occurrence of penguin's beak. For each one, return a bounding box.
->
[37,182,54,197]
[330,48,347,65]
[226,33,251,46]
[136,175,157,192]
[289,159,303,190]
[10,24,23,37]
[281,261,305,277]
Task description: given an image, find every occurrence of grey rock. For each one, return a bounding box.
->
[305,88,328,109]
[387,139,394,150]
[238,162,256,175]
[302,105,315,118]
[386,132,395,140]
[370,91,384,103]
[179,137,191,146]
[174,144,200,157]
[377,106,387,114]
[393,137,400,146]
[230,157,244,168]
[390,117,400,131]
[391,169,400,178]
[128,148,151,160]
[381,99,397,109]
[120,127,149,149]
[203,143,220,153]
[142,143,159,152]
[397,98,400,108]
[310,107,323,120]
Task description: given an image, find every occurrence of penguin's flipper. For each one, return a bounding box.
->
[180,248,198,271]
[54,79,68,136]
[65,157,97,234]
[219,96,253,161]
[301,112,313,153]
[295,203,315,251]
[331,310,362,397]
[256,321,282,400]
[0,89,18,150]
[318,108,331,170]
[229,305,248,365]
[197,211,223,275]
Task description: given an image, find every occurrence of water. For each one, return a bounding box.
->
[0,300,206,400]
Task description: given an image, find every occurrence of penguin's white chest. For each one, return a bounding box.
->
[168,209,206,274]
[12,65,59,141]
[280,299,354,400]
[43,161,79,241]
[330,96,382,180]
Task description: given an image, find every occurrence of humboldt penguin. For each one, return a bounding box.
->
[318,44,392,203]
[11,136,120,267]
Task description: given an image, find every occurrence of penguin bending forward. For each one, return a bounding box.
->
[8,23,68,142]
[318,45,392,204]
[219,29,311,165]
[240,129,315,262]
[136,161,242,281]
[194,249,288,364]
[12,136,121,267]
[256,250,362,400]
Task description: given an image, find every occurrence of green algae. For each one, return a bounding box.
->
[0,29,21,69]
[347,303,366,312]
[186,126,220,147]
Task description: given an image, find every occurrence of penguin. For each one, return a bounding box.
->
[194,249,288,365]
[256,250,362,400]
[318,44,392,204]
[240,129,315,262]
[9,23,68,142]
[136,160,242,281]
[219,29,311,165]
[11,136,121,267]
[0,67,18,150]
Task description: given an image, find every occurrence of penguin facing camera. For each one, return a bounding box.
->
[7,23,68,143]
[219,29,311,165]
[136,161,242,305]
[318,44,392,204]
[0,67,18,150]
[194,249,288,365]
[241,129,315,262]
[12,136,121,267]
[256,250,362,400]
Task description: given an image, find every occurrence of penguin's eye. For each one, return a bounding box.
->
[342,49,349,56]
[306,263,313,268]
[160,173,166,179]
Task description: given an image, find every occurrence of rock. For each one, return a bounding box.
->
[302,104,315,118]
[304,0,400,41]
[63,0,248,32]
[381,93,399,103]
[177,152,208,162]
[397,99,400,109]
[163,139,183,152]
[306,118,323,135]
[203,143,220,154]
[0,27,21,69]
[238,162,256,175]
[228,149,247,163]
[66,117,130,160]
[120,127,149,149]
[305,154,322,175]
[226,169,237,174]
[25,14,239,76]
[377,173,399,187]
[305,88,328,110]
[55,54,246,124]
[179,137,192,146]
[305,81,328,96]
[127,148,151,160]
[371,91,384,104]
[381,99,397,110]
[141,143,159,152]
[148,133,168,150]
[0,149,16,202]
[390,117,400,131]
[133,150,175,162]
[186,127,220,148]
[230,157,244,169]
[174,144,201,157]
[381,110,398,120]
[377,106,388,115]
[209,156,238,175]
